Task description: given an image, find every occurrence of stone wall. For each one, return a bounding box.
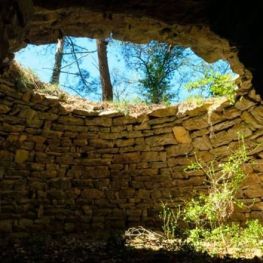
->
[1,72,263,235]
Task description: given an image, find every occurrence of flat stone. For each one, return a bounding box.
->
[166,143,193,157]
[141,151,166,162]
[193,135,212,150]
[15,149,29,163]
[182,115,209,130]
[73,109,99,116]
[149,106,177,117]
[58,116,84,125]
[251,106,263,123]
[145,134,177,146]
[115,138,135,147]
[212,119,240,132]
[81,189,104,199]
[99,110,123,117]
[223,108,240,119]
[86,117,112,127]
[235,97,255,111]
[241,111,263,129]
[0,104,10,113]
[172,126,192,144]
[112,152,141,163]
[0,220,12,233]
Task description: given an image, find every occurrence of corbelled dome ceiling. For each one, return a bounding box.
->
[0,0,262,96]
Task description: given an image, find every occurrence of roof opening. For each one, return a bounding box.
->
[15,37,238,106]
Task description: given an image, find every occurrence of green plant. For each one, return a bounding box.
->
[185,70,237,104]
[184,140,248,228]
[112,98,149,115]
[159,139,263,257]
[187,220,263,258]
[159,202,181,239]
[183,95,205,106]
[16,66,42,90]
[122,41,186,104]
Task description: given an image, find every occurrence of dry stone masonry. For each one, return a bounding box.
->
[0,66,263,235]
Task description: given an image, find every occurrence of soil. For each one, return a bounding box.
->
[0,234,262,263]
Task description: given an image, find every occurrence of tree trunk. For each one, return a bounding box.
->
[50,37,64,84]
[96,39,113,101]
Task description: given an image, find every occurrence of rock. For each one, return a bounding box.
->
[212,119,240,132]
[81,189,104,199]
[0,220,12,233]
[172,126,192,144]
[210,130,233,147]
[73,109,99,116]
[251,106,263,123]
[17,219,33,230]
[248,89,261,102]
[145,134,177,146]
[227,123,252,139]
[241,111,263,129]
[58,116,84,125]
[166,144,193,157]
[115,139,135,147]
[89,139,114,148]
[149,106,177,117]
[15,149,29,163]
[183,115,209,130]
[20,108,43,128]
[112,152,140,163]
[0,104,10,113]
[99,110,123,117]
[243,186,263,198]
[86,117,112,127]
[223,108,240,119]
[141,151,166,162]
[235,97,255,111]
[148,116,176,125]
[193,135,212,150]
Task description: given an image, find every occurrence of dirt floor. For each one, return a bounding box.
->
[0,234,262,263]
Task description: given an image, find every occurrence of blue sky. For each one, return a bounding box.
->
[15,38,235,103]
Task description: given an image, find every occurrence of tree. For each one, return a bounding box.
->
[50,37,64,84]
[185,64,238,103]
[48,36,99,98]
[96,39,113,101]
[122,41,186,104]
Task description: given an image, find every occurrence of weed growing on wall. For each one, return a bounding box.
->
[184,139,248,228]
[159,202,181,239]
[159,139,263,258]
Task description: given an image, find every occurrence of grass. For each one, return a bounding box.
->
[13,62,69,99]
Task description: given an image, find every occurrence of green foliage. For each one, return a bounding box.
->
[17,66,41,90]
[122,41,186,104]
[159,202,181,239]
[159,140,263,257]
[182,95,205,106]
[184,141,248,228]
[112,98,147,115]
[185,69,238,103]
[187,220,263,257]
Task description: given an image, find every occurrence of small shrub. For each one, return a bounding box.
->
[159,202,181,239]
[184,139,248,228]
[159,139,263,258]
[185,70,238,104]
[187,220,263,258]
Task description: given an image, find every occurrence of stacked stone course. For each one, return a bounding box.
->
[0,75,263,235]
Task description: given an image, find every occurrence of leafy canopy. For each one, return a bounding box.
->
[122,41,186,104]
